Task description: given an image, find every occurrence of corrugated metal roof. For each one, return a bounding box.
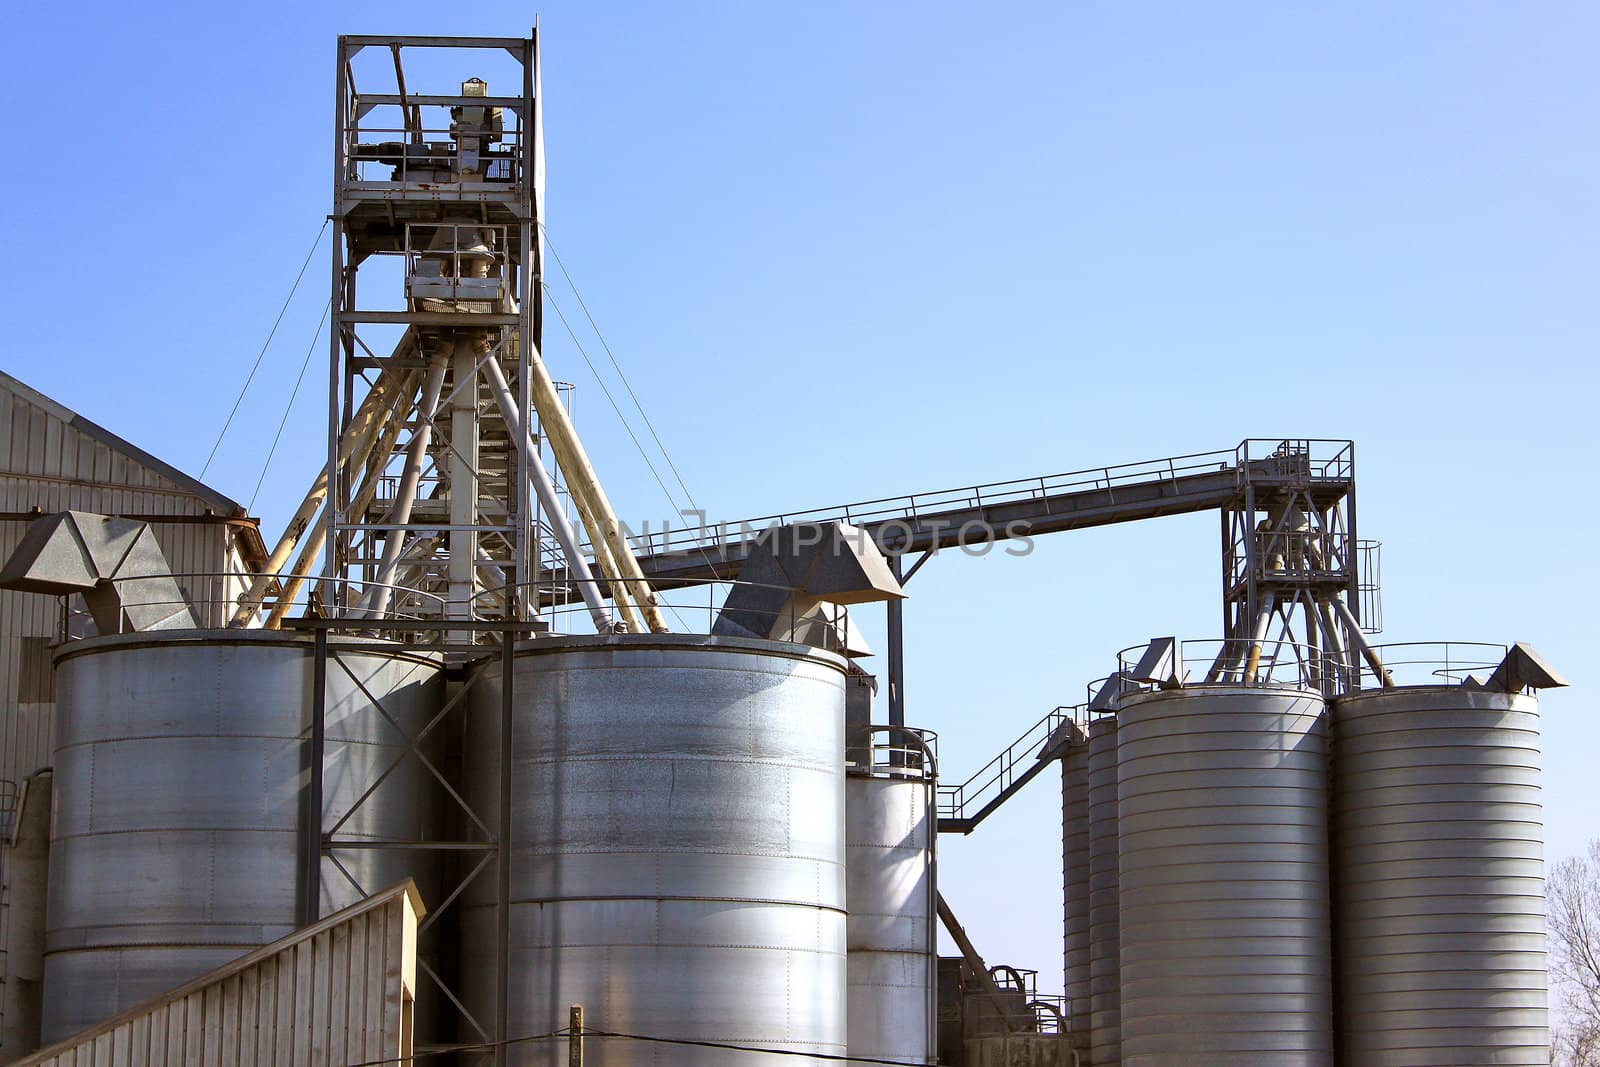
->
[0,370,249,519]
[9,881,422,1066]
[0,373,270,784]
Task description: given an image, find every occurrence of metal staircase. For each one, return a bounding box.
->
[938,707,1080,834]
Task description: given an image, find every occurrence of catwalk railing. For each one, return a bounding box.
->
[938,704,1084,834]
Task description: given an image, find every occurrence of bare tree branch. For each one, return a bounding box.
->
[1552,841,1600,1066]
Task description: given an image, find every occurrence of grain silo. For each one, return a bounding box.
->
[1330,644,1563,1066]
[0,24,1572,1067]
[846,724,938,1064]
[42,631,441,1042]
[1061,726,1092,1051]
[1115,684,1334,1066]
[1087,713,1123,1067]
[459,634,851,1065]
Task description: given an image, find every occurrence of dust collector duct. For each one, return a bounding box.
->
[1331,686,1548,1065]
[1062,734,1092,1051]
[1086,714,1123,1067]
[461,634,849,1065]
[1115,685,1333,1066]
[41,631,442,1042]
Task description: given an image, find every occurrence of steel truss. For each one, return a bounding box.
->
[289,616,532,1065]
[1214,439,1388,694]
[323,34,542,636]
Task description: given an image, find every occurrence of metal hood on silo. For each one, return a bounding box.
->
[0,511,195,631]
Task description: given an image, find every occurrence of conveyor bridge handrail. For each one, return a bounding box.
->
[622,438,1354,587]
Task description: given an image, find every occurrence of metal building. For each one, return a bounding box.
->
[13,881,421,1067]
[0,371,264,788]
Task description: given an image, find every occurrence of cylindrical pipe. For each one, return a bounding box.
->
[516,338,669,632]
[1316,601,1351,690]
[481,356,617,632]
[1332,596,1394,688]
[491,353,637,629]
[513,355,641,629]
[1243,590,1278,684]
[364,353,448,618]
[264,385,416,630]
[232,370,409,625]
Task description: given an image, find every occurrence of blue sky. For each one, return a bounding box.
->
[3,1,1595,993]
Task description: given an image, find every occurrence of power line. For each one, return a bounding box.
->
[200,217,329,480]
[542,290,697,632]
[540,225,710,525]
[542,288,685,520]
[340,1022,942,1066]
[581,1026,943,1065]
[538,244,730,623]
[248,297,331,512]
[340,1030,561,1066]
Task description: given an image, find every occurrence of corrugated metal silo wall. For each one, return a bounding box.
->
[1331,686,1548,1065]
[1062,740,1092,1050]
[1115,686,1334,1066]
[1086,715,1122,1067]
[41,633,443,1043]
[460,635,850,1066]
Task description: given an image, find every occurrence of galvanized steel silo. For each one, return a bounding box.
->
[1331,686,1548,1065]
[1087,714,1123,1067]
[42,630,442,1042]
[1062,735,1092,1051]
[1116,685,1334,1066]
[846,727,937,1064]
[461,634,849,1065]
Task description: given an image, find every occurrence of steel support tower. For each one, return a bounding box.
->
[323,35,541,635]
[1215,439,1384,691]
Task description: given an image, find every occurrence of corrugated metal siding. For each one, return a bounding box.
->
[11,883,419,1067]
[0,378,247,785]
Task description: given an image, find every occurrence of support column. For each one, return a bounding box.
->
[449,337,482,635]
[300,630,327,926]
[887,553,905,728]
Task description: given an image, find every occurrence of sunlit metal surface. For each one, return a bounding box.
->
[41,631,440,1042]
[847,754,936,1063]
[462,634,848,1065]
